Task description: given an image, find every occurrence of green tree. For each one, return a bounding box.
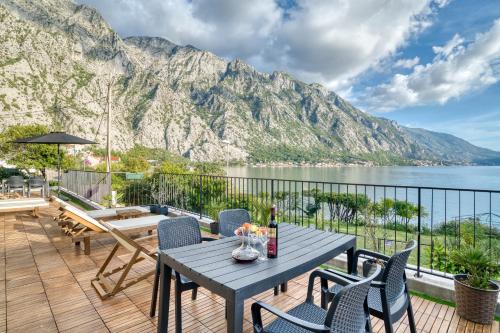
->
[158,160,189,174]
[319,192,370,224]
[121,154,149,172]
[0,125,75,178]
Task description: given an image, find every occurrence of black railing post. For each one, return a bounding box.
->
[199,174,203,219]
[271,179,274,203]
[416,187,422,278]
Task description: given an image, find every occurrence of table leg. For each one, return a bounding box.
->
[347,245,356,274]
[227,295,244,333]
[157,262,172,333]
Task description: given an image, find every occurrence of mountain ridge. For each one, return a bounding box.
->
[0,0,499,165]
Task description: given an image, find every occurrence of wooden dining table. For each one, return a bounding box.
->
[157,223,356,333]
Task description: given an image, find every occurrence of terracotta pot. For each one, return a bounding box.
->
[454,274,499,324]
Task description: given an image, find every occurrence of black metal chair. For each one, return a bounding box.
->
[5,176,25,197]
[322,240,417,333]
[28,176,45,197]
[252,265,381,333]
[149,216,215,331]
[218,208,251,237]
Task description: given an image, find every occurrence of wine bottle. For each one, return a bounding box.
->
[267,205,278,258]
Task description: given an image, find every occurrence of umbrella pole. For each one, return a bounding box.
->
[57,144,61,198]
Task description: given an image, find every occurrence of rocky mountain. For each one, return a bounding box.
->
[0,0,499,165]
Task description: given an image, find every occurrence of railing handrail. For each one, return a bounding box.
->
[66,169,500,193]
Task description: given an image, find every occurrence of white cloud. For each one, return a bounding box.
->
[78,0,447,90]
[394,56,420,69]
[78,0,282,59]
[434,0,453,8]
[264,0,441,90]
[432,34,464,58]
[366,19,500,111]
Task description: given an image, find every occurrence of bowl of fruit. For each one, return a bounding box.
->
[234,223,259,244]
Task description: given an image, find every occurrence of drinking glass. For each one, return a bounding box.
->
[257,227,268,261]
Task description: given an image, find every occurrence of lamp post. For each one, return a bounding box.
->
[221,139,230,177]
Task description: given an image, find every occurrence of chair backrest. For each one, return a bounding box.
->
[326,266,381,333]
[50,195,68,208]
[156,216,202,251]
[218,209,251,237]
[62,204,109,232]
[28,177,44,187]
[381,240,417,302]
[7,176,24,187]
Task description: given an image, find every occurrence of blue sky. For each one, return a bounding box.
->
[80,0,500,150]
[360,0,500,151]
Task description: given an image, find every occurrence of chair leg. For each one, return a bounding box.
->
[383,315,394,333]
[84,236,91,255]
[150,269,160,317]
[274,286,279,295]
[407,301,417,333]
[175,280,183,333]
[320,277,329,309]
[191,287,198,300]
[280,282,287,292]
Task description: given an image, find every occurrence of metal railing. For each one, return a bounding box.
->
[62,170,500,278]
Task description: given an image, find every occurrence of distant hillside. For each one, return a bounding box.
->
[403,128,500,165]
[0,0,499,165]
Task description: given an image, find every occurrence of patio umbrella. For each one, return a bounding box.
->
[11,132,96,195]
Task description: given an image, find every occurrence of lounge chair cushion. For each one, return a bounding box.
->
[104,215,168,231]
[0,198,48,212]
[87,206,150,219]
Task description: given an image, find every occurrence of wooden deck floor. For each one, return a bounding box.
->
[0,205,498,333]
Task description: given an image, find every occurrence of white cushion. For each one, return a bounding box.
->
[104,215,168,231]
[0,198,48,212]
[0,198,46,204]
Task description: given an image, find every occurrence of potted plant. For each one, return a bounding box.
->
[206,201,226,235]
[450,246,500,324]
[150,180,169,215]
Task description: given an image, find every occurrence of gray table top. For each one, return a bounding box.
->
[160,223,356,300]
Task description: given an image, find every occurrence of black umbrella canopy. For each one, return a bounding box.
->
[12,131,96,145]
[11,131,96,197]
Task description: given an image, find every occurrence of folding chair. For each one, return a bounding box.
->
[91,227,158,299]
[57,203,167,255]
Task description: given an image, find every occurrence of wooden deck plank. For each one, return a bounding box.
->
[0,206,497,332]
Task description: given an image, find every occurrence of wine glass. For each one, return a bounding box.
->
[256,227,268,261]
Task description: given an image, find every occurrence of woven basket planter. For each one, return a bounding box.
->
[454,274,499,324]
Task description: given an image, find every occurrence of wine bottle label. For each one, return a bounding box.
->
[268,229,277,255]
[268,237,276,255]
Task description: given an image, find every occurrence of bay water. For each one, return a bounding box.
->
[227,166,500,229]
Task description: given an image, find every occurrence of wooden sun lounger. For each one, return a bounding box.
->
[0,198,49,217]
[49,196,71,225]
[58,203,167,255]
[91,228,157,299]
